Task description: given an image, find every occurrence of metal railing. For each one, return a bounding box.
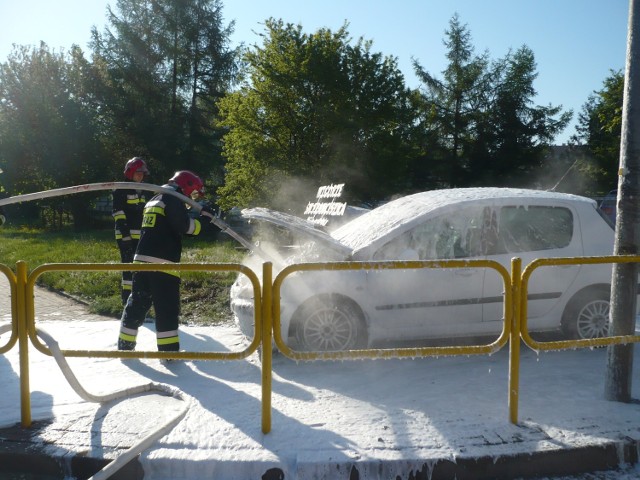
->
[25,262,262,361]
[270,259,512,362]
[10,261,261,427]
[0,264,17,354]
[510,255,640,423]
[0,256,638,434]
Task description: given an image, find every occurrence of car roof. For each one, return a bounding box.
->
[331,187,596,256]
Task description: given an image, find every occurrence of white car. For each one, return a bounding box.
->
[231,187,616,352]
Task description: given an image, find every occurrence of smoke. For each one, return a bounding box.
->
[240,238,289,276]
[235,174,361,286]
[265,175,319,215]
[529,146,603,196]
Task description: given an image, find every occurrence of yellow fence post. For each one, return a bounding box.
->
[508,257,522,424]
[16,261,31,427]
[261,262,273,434]
[0,265,18,355]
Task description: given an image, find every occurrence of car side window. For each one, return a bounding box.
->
[495,206,573,253]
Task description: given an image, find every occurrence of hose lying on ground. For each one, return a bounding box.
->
[0,323,191,480]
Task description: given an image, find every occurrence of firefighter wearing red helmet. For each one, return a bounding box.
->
[112,157,151,304]
[117,170,217,353]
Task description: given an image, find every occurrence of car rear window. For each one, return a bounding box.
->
[497,206,573,253]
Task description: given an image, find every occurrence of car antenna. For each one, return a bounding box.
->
[548,158,579,192]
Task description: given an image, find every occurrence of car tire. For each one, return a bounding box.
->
[561,287,611,339]
[291,294,367,352]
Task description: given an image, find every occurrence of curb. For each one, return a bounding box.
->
[0,421,142,480]
[1,420,637,480]
[291,440,639,479]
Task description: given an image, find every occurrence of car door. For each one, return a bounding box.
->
[366,207,487,340]
[481,204,581,325]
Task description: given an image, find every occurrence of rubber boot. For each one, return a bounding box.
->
[118,338,136,351]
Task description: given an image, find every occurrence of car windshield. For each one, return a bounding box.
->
[331,191,450,252]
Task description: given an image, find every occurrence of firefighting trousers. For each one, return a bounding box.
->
[117,238,139,305]
[118,270,181,352]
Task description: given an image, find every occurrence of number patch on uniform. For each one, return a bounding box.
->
[142,213,156,228]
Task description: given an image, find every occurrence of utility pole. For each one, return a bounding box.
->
[605,0,640,402]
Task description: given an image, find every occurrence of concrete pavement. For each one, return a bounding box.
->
[0,279,639,480]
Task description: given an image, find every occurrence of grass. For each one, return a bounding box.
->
[0,226,247,325]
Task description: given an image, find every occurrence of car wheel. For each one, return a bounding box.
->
[292,294,367,352]
[561,287,611,339]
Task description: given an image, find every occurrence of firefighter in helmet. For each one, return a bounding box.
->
[112,157,150,304]
[117,170,217,353]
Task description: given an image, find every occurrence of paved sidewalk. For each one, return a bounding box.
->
[0,273,111,323]
[32,289,111,322]
[0,277,639,480]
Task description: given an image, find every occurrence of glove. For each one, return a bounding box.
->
[121,240,134,262]
[199,204,217,221]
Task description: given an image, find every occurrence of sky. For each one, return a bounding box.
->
[0,0,630,145]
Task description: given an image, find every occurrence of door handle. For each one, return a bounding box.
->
[454,269,475,277]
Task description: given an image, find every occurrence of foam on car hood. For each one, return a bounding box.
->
[240,207,352,257]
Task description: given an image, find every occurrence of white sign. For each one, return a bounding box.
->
[304,183,348,226]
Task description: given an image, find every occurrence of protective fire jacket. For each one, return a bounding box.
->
[133,184,203,265]
[112,188,148,241]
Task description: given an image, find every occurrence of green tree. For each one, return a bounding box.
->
[150,0,238,173]
[0,43,110,225]
[90,0,174,178]
[216,19,417,210]
[472,46,571,186]
[574,69,623,193]
[413,13,490,186]
[413,15,570,188]
[90,0,238,181]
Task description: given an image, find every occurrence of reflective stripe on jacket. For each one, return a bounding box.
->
[134,185,202,264]
[112,188,147,240]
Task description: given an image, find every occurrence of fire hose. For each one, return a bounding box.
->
[0,323,191,480]
[0,183,260,478]
[0,182,258,252]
